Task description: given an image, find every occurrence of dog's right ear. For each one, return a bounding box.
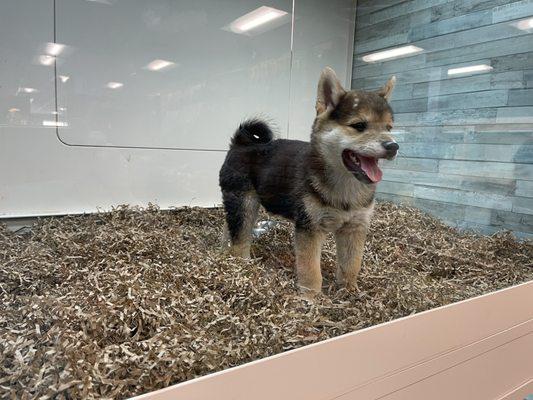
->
[316,67,346,115]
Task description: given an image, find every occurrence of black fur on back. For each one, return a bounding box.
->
[231,118,274,147]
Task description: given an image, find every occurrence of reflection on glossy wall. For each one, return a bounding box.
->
[353,0,533,238]
[0,0,355,217]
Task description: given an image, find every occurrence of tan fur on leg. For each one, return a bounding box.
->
[335,224,368,290]
[228,193,259,259]
[294,228,326,293]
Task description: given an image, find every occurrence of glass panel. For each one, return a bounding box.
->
[55,0,292,150]
[353,0,533,238]
[0,0,55,129]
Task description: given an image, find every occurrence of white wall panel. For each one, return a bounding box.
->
[0,127,225,217]
[0,0,354,218]
[0,0,55,129]
[55,0,293,150]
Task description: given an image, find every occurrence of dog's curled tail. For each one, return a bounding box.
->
[231,118,274,147]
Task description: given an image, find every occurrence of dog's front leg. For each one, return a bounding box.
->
[294,228,325,293]
[335,224,368,290]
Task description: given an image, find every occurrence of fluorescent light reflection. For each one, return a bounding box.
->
[43,120,68,127]
[362,45,423,62]
[106,82,123,89]
[45,42,66,56]
[447,64,493,76]
[229,6,287,34]
[39,55,55,66]
[512,17,533,31]
[145,59,176,71]
[18,87,38,94]
[59,75,70,83]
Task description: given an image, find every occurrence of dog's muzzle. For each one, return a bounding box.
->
[382,141,399,159]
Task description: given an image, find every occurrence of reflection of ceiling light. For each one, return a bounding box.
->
[145,59,176,71]
[447,64,493,76]
[85,0,114,4]
[106,82,123,89]
[59,75,70,83]
[39,55,55,66]
[362,45,423,62]
[229,6,287,33]
[512,17,533,30]
[43,120,69,127]
[19,87,38,94]
[45,42,66,56]
[8,108,20,113]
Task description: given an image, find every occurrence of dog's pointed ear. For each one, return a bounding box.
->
[377,75,396,101]
[316,67,346,115]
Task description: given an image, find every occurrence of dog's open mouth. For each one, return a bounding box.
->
[342,149,383,183]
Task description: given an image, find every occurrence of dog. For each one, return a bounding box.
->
[219,67,398,293]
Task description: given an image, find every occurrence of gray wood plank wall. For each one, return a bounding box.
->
[353,0,533,238]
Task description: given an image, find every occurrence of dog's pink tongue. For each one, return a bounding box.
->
[359,156,382,183]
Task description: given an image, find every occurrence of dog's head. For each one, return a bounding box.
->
[312,67,398,184]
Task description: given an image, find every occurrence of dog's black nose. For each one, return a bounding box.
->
[382,141,399,153]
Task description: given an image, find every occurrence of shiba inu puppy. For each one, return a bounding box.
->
[219,67,398,293]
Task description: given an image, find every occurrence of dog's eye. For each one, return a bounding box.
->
[351,122,367,132]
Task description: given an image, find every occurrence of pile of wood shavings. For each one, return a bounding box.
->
[1,202,531,399]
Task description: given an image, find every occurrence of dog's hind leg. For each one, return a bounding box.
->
[222,191,259,259]
[294,228,326,293]
[335,224,368,290]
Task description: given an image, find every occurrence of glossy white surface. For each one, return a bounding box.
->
[0,0,55,129]
[0,127,226,217]
[55,0,293,149]
[0,0,354,217]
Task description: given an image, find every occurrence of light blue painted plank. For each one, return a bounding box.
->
[393,127,467,143]
[382,169,516,195]
[376,193,416,208]
[452,144,530,162]
[354,54,529,91]
[412,75,491,98]
[514,145,533,163]
[463,130,533,145]
[396,142,453,158]
[357,0,449,27]
[525,70,533,87]
[411,197,465,221]
[389,98,428,112]
[453,20,529,48]
[492,0,533,23]
[413,186,513,211]
[439,160,533,180]
[352,54,427,80]
[496,107,533,123]
[427,90,508,111]
[491,53,533,74]
[490,71,525,89]
[425,35,533,68]
[377,181,415,196]
[508,89,533,106]
[395,108,497,126]
[512,196,533,214]
[517,164,533,180]
[409,9,492,42]
[431,0,511,22]
[355,33,409,54]
[459,205,533,234]
[381,157,439,172]
[393,127,533,146]
[516,180,533,197]
[357,0,408,16]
